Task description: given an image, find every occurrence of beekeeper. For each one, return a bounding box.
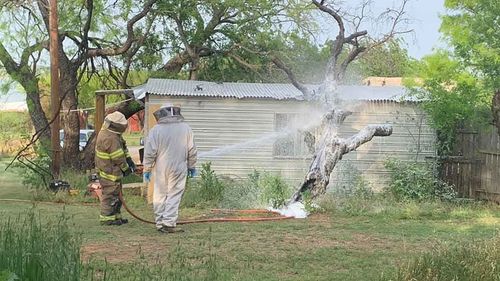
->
[143,103,197,233]
[95,111,135,225]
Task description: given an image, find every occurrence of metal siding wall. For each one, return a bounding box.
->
[146,97,436,191]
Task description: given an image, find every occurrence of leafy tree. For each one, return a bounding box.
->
[145,0,312,81]
[407,0,500,153]
[0,0,157,170]
[440,0,500,135]
[441,0,499,90]
[353,39,414,78]
[407,51,491,154]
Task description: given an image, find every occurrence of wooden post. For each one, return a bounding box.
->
[95,94,105,134]
[49,0,61,178]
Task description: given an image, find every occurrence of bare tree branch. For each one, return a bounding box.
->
[86,0,157,57]
[271,55,311,98]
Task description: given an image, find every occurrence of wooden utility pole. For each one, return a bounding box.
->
[49,0,61,178]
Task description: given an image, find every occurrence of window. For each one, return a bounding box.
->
[273,113,307,157]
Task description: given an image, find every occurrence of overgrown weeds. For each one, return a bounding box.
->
[318,192,497,221]
[0,210,81,281]
[0,210,231,281]
[389,235,500,281]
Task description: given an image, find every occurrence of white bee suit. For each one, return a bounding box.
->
[143,115,197,228]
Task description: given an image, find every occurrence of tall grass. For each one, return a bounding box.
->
[0,210,81,281]
[391,235,500,281]
[318,192,498,220]
[0,210,230,281]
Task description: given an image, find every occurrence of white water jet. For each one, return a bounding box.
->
[269,202,308,219]
[198,107,326,158]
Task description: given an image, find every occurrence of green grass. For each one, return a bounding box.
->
[0,161,499,280]
[392,235,500,281]
[122,132,142,146]
[0,158,32,200]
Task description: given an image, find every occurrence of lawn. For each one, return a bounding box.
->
[0,158,499,280]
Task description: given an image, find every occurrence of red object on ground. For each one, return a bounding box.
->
[87,182,102,201]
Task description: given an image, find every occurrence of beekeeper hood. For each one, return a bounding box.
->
[153,102,183,121]
[103,111,128,134]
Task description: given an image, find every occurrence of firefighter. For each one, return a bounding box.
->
[143,103,197,233]
[95,111,136,226]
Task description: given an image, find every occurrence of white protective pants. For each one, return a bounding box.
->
[153,170,187,228]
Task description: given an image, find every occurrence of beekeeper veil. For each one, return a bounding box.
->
[103,111,128,134]
[153,102,182,121]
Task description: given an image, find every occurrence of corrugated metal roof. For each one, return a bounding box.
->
[134,78,412,102]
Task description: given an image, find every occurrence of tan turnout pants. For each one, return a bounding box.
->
[99,178,123,222]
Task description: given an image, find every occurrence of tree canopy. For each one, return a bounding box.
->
[407,0,499,154]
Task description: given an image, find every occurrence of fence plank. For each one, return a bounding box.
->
[439,127,499,202]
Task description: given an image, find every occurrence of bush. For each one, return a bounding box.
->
[13,149,52,190]
[0,210,81,281]
[259,172,291,209]
[181,162,227,208]
[384,158,456,201]
[220,170,261,209]
[392,235,500,281]
[330,161,374,199]
[182,167,293,210]
[198,162,225,204]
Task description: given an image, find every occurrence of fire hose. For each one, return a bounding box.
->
[118,190,293,225]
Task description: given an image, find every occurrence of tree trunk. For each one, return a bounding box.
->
[161,51,190,76]
[290,109,392,202]
[22,76,51,145]
[59,60,81,169]
[189,55,200,80]
[0,43,50,144]
[493,90,500,137]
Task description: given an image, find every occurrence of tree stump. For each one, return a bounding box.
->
[291,109,393,202]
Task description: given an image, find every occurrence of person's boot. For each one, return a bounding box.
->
[157,225,184,233]
[100,219,123,226]
[120,218,129,224]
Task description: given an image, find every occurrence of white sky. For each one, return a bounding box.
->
[314,0,446,59]
[394,0,446,58]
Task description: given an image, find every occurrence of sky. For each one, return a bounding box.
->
[394,0,447,58]
[315,0,447,59]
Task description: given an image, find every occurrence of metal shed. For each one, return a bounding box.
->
[139,78,436,193]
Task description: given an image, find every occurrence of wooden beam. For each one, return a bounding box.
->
[95,94,105,134]
[49,0,61,179]
[95,89,134,96]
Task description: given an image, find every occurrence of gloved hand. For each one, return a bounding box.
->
[126,157,136,172]
[143,171,151,182]
[123,167,133,177]
[187,168,197,178]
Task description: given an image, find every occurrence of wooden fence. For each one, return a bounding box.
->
[439,127,500,202]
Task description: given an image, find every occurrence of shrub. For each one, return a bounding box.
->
[259,172,291,209]
[198,162,225,205]
[0,112,31,141]
[13,149,52,190]
[220,178,261,210]
[330,161,374,199]
[181,162,227,208]
[392,235,500,281]
[182,167,292,210]
[384,158,456,201]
